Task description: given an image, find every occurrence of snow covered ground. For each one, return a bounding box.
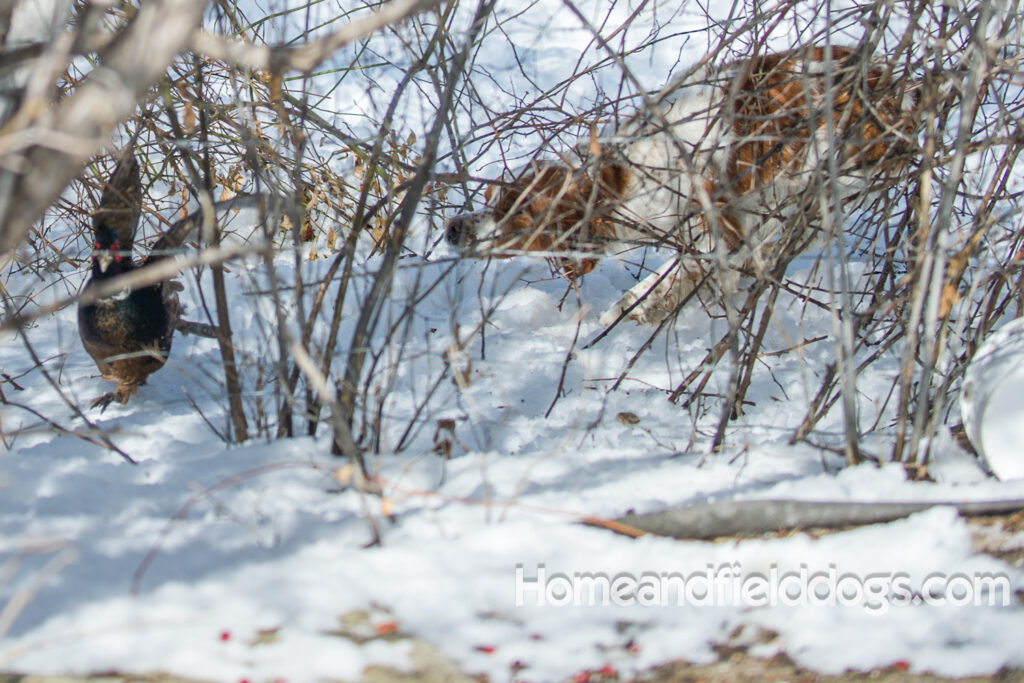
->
[3,0,1024,680]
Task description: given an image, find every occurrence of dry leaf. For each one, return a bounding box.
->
[589,122,601,157]
[335,464,355,487]
[617,411,640,426]
[217,168,243,201]
[248,627,280,646]
[182,100,196,134]
[433,419,456,459]
[452,357,472,388]
[939,283,961,318]
[178,184,189,220]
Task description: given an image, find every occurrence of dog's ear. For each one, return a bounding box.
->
[598,163,630,198]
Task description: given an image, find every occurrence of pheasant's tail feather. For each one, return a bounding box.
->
[146,215,196,264]
[145,193,266,265]
[94,151,142,246]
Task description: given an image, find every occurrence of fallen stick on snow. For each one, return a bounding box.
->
[584,498,1024,540]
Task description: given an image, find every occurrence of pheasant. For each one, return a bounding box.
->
[77,152,180,411]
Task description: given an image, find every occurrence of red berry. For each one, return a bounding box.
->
[375,621,398,635]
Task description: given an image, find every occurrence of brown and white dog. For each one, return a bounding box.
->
[445,46,918,325]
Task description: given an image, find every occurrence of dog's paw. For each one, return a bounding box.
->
[599,295,636,327]
[599,294,663,326]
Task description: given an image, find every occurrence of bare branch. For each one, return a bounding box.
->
[599,498,1024,541]
[0,0,210,259]
[189,0,449,74]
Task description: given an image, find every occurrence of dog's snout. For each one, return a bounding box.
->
[445,217,463,245]
[445,215,470,247]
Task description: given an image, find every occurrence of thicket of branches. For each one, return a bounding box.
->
[0,0,1022,476]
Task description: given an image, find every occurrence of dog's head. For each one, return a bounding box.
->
[445,160,630,278]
